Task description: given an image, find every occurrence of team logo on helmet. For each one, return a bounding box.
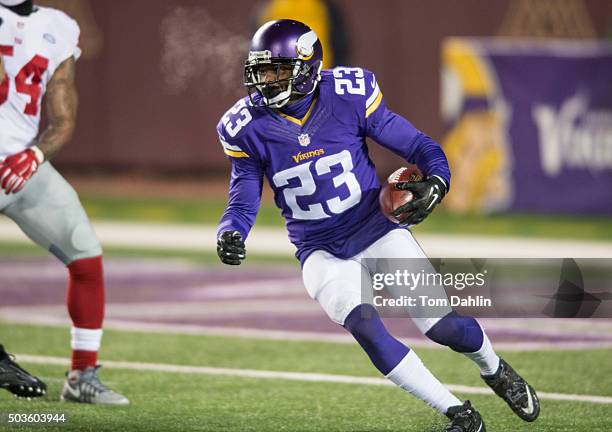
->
[296,31,318,60]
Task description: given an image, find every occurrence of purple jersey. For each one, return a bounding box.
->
[217,67,450,264]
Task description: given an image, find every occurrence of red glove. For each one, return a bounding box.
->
[0,147,44,194]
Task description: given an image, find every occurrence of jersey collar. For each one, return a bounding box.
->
[275,96,318,128]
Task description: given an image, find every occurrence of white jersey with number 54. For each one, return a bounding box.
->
[0,6,80,158]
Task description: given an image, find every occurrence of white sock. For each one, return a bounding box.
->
[70,327,103,351]
[386,350,462,414]
[462,329,500,376]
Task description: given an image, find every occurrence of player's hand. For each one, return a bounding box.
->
[217,230,246,265]
[392,176,447,226]
[0,147,44,195]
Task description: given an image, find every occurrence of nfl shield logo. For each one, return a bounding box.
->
[298,133,310,147]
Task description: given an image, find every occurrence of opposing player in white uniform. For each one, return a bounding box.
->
[0,0,127,405]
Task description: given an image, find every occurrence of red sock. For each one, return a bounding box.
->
[67,256,105,371]
[71,350,98,372]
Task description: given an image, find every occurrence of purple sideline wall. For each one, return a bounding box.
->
[50,0,612,177]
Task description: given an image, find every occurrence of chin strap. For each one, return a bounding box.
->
[271,96,291,109]
[265,81,293,108]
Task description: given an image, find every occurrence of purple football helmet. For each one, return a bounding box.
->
[244,19,323,108]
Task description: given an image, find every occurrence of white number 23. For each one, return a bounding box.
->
[333,67,365,96]
[272,150,362,220]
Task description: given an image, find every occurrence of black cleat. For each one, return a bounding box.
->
[444,401,485,432]
[482,358,540,422]
[0,344,47,398]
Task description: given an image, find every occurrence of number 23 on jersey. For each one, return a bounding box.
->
[273,150,362,220]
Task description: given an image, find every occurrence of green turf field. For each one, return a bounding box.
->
[1,191,611,432]
[1,324,610,431]
[0,240,294,264]
[78,194,612,242]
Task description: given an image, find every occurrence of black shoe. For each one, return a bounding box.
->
[444,401,485,432]
[0,344,47,398]
[482,358,540,422]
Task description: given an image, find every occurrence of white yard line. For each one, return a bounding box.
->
[1,218,611,257]
[3,315,612,351]
[15,354,612,405]
[7,303,610,342]
[0,299,321,319]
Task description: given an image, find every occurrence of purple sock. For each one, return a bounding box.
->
[343,304,410,375]
[425,311,484,353]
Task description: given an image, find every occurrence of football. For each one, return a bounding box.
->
[379,164,424,223]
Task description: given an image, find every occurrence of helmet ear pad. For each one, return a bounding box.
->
[293,60,322,95]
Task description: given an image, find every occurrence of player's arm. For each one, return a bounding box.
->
[364,75,450,225]
[36,56,78,161]
[216,135,264,265]
[0,57,77,194]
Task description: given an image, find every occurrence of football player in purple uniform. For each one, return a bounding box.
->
[216,20,539,431]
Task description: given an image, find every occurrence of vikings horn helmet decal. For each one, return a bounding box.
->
[244,20,323,108]
[296,31,317,59]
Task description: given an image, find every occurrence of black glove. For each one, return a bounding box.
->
[217,230,246,265]
[392,176,447,226]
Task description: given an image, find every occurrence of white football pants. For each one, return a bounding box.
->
[0,163,102,264]
[302,228,452,334]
